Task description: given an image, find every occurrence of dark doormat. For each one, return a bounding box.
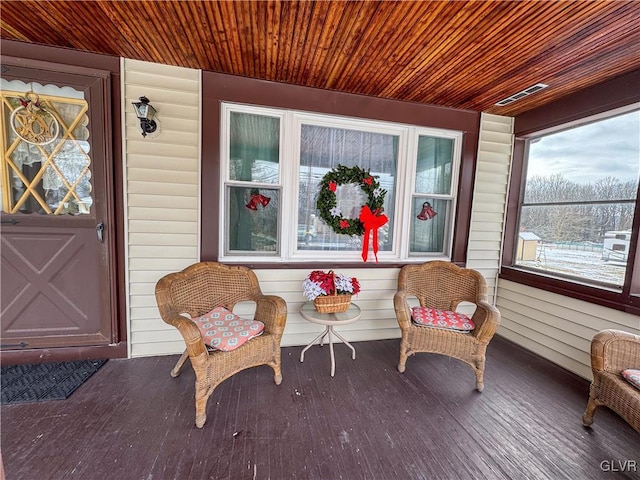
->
[1,359,107,405]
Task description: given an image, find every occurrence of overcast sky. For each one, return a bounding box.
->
[527,109,640,185]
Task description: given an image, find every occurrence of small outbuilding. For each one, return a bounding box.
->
[517,232,541,261]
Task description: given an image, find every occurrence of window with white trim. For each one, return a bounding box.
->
[220,103,463,263]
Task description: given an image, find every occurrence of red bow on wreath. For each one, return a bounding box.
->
[359,205,388,263]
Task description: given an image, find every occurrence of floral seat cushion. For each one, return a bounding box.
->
[194,306,264,352]
[411,306,475,333]
[622,369,640,390]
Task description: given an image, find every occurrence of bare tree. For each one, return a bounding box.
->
[520,174,638,243]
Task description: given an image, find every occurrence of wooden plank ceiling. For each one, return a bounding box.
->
[1,1,639,116]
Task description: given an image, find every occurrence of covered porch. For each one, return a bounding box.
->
[1,3,640,479]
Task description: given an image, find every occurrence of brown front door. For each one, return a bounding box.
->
[1,62,117,356]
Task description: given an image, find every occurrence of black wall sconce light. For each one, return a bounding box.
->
[131,96,158,137]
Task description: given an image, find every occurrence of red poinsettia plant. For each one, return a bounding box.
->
[302,270,361,301]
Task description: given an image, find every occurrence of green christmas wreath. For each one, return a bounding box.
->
[316,164,387,236]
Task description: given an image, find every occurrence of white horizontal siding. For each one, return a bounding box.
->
[127,220,199,234]
[466,113,514,303]
[127,181,199,196]
[128,194,198,210]
[496,279,640,380]
[128,267,403,355]
[126,154,199,172]
[122,59,201,358]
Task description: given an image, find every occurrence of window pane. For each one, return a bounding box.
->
[298,125,397,252]
[415,136,454,195]
[229,112,279,183]
[226,186,279,254]
[410,198,450,254]
[2,92,93,215]
[516,110,640,287]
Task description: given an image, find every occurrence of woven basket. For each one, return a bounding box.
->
[312,271,352,313]
[314,293,352,313]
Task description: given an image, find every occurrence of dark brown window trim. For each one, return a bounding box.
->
[501,68,640,315]
[500,266,626,310]
[201,70,480,267]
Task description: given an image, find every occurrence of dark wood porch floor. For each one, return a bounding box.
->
[2,336,639,480]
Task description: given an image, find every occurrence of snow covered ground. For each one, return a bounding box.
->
[516,244,625,286]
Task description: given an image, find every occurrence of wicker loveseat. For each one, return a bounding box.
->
[582,329,640,434]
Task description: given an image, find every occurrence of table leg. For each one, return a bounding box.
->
[332,330,356,360]
[328,326,335,377]
[300,326,330,363]
[319,329,329,347]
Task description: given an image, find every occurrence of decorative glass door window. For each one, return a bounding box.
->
[1,83,92,215]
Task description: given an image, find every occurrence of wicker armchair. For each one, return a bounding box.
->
[393,261,501,391]
[155,262,287,428]
[582,329,640,434]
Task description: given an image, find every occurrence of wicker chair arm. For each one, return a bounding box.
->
[591,329,640,374]
[471,301,501,343]
[393,289,413,330]
[155,278,207,358]
[162,312,208,358]
[254,294,288,336]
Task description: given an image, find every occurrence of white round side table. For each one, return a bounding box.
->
[299,301,361,377]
